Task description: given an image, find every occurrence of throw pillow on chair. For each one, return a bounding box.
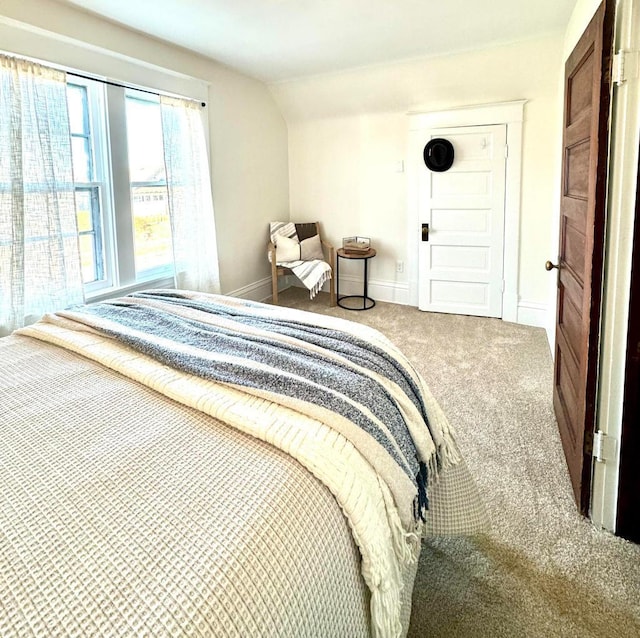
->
[300,234,325,261]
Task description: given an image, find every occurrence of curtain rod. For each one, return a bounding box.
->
[66,70,207,108]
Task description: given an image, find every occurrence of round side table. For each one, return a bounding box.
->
[336,248,377,310]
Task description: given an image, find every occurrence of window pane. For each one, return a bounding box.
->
[75,188,103,284]
[126,95,166,182]
[126,93,173,278]
[67,78,110,292]
[131,186,173,276]
[67,85,88,135]
[71,136,92,183]
[78,234,97,283]
[75,190,94,233]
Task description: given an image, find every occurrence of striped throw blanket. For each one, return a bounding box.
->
[19,291,484,638]
[270,221,331,298]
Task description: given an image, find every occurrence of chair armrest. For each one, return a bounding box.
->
[321,238,335,266]
[320,237,334,251]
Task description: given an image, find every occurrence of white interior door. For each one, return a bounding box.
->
[418,124,507,317]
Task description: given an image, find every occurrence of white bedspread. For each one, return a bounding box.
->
[0,336,381,637]
[3,293,487,637]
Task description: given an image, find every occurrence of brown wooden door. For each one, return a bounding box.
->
[551,0,614,514]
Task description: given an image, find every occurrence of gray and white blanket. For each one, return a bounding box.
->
[19,291,487,638]
[74,290,441,523]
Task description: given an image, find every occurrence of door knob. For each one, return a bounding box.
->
[545,260,559,271]
[421,223,429,242]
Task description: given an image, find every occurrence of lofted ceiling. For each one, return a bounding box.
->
[61,0,577,83]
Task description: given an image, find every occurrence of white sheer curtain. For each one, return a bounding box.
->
[0,55,84,336]
[160,96,220,294]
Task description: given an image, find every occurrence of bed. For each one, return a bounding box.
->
[0,291,486,637]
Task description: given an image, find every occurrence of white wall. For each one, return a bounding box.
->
[0,0,290,297]
[271,34,565,319]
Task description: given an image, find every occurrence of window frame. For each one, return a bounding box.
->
[125,89,174,283]
[68,77,175,299]
[67,77,115,295]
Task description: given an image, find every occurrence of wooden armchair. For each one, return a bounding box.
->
[268,222,336,306]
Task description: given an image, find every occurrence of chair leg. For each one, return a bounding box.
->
[329,248,336,307]
[329,274,336,307]
[268,242,279,305]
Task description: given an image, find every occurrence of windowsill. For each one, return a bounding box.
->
[85,276,176,304]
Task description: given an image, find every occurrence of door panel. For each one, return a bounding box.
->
[566,142,591,197]
[431,245,490,271]
[551,0,613,513]
[418,124,506,317]
[431,208,490,233]
[568,51,595,123]
[430,280,489,307]
[559,287,584,362]
[563,219,586,278]
[432,171,492,197]
[556,348,581,436]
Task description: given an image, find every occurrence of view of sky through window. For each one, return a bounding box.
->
[125,93,173,278]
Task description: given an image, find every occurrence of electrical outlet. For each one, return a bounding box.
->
[396,260,404,273]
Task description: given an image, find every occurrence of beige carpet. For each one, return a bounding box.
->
[274,288,640,638]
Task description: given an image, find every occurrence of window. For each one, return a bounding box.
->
[67,82,106,286]
[67,80,174,297]
[126,92,174,280]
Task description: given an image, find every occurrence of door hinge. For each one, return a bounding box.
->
[501,280,506,292]
[613,51,625,85]
[504,144,509,159]
[612,50,640,86]
[592,430,617,463]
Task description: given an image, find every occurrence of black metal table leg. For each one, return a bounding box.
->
[336,248,376,311]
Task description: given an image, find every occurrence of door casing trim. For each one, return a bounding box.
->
[592,0,640,533]
[407,100,526,321]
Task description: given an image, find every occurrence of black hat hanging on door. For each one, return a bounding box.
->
[423,138,455,172]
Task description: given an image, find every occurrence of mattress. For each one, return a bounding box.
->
[0,292,485,637]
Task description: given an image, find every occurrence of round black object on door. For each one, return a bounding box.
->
[423,138,454,172]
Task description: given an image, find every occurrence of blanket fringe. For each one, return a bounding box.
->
[370,581,403,638]
[436,438,461,474]
[379,477,421,565]
[309,269,331,299]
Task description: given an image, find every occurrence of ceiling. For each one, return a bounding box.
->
[61,0,577,83]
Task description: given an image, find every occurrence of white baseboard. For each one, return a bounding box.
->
[336,275,410,305]
[229,277,541,328]
[226,276,273,303]
[517,300,548,328]
[240,274,411,306]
